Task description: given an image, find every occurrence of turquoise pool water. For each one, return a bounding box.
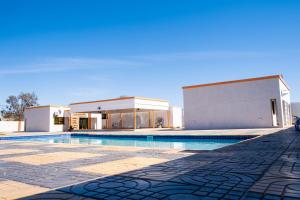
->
[1,134,251,150]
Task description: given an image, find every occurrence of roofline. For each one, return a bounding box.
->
[279,76,290,90]
[70,96,169,106]
[25,105,70,110]
[182,75,289,90]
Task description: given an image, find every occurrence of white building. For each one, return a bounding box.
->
[24,105,70,132]
[183,75,292,129]
[24,96,183,132]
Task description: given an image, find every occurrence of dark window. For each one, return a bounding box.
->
[271,100,277,115]
[54,117,64,125]
[79,118,88,129]
[102,114,107,119]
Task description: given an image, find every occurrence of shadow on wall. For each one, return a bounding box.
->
[18,128,299,200]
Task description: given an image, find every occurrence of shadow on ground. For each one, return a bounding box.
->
[18,128,300,200]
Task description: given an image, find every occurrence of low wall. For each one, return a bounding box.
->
[0,121,24,132]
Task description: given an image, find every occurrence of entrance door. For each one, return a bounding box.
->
[79,118,88,129]
[271,99,278,126]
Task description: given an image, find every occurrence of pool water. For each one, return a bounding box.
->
[1,134,252,150]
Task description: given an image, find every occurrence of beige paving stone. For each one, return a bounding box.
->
[0,180,49,200]
[74,156,169,175]
[162,149,195,155]
[48,143,87,148]
[2,151,102,165]
[0,141,14,144]
[12,142,45,146]
[96,145,147,152]
[0,149,38,156]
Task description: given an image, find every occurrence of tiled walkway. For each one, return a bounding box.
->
[1,127,281,138]
[0,128,299,199]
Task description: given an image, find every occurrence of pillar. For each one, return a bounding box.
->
[106,113,109,129]
[133,109,137,129]
[88,113,92,129]
[167,110,171,128]
[148,111,151,128]
[152,111,155,128]
[120,112,123,129]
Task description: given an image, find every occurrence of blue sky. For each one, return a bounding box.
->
[0,0,299,107]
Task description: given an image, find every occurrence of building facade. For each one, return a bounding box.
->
[183,75,292,129]
[24,97,183,132]
[24,105,70,132]
[69,96,182,130]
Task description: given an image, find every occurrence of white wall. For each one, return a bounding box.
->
[183,78,286,129]
[91,113,102,130]
[24,106,70,132]
[24,107,50,132]
[134,98,169,110]
[70,98,135,113]
[278,79,292,126]
[70,97,169,113]
[170,107,183,128]
[0,121,24,132]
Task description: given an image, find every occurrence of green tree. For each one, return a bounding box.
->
[1,92,38,120]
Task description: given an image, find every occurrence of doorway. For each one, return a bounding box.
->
[271,99,278,126]
[79,118,89,129]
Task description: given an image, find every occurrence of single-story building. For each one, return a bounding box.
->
[183,75,292,129]
[24,105,71,132]
[24,96,183,132]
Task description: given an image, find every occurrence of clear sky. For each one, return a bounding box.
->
[0,0,299,107]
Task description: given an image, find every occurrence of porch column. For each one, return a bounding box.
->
[109,113,112,129]
[106,113,109,129]
[120,112,123,128]
[69,114,72,128]
[167,110,170,128]
[88,113,92,129]
[148,111,151,128]
[152,111,155,128]
[133,109,137,129]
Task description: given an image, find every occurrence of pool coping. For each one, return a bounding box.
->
[0,133,258,140]
[0,133,259,152]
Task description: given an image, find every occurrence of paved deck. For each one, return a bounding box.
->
[1,127,282,137]
[0,128,299,199]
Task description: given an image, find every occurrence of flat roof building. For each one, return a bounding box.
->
[24,96,182,132]
[24,105,70,132]
[183,75,292,129]
[69,96,182,130]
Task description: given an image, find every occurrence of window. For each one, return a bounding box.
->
[54,117,64,125]
[102,114,107,119]
[271,99,276,115]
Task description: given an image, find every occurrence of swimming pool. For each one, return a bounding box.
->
[0,134,255,150]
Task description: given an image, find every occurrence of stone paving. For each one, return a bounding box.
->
[0,128,299,199]
[1,127,282,137]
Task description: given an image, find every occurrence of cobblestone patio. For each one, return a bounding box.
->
[0,128,299,199]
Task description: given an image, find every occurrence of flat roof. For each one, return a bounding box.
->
[25,105,70,110]
[182,75,289,90]
[70,96,169,106]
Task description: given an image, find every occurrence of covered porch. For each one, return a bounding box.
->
[99,108,170,129]
[68,96,179,130]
